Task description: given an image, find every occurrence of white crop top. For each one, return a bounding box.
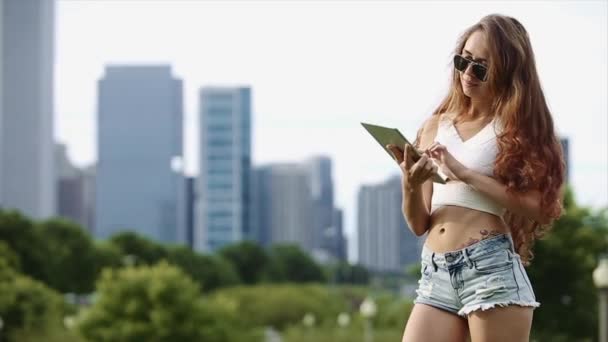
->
[430,114,506,216]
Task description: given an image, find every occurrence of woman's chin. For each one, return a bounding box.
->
[463,89,482,99]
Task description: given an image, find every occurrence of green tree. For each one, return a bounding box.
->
[219,241,269,284]
[265,244,326,283]
[0,259,67,342]
[0,241,21,271]
[38,218,98,294]
[167,245,240,291]
[528,188,608,341]
[93,241,124,274]
[332,262,370,285]
[109,231,168,265]
[0,210,48,283]
[77,262,239,342]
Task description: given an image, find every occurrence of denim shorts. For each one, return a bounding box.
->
[413,233,539,317]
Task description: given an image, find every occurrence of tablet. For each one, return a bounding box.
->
[361,122,448,184]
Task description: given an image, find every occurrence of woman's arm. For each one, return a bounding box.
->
[460,170,551,224]
[428,142,552,225]
[398,116,441,236]
[402,179,432,236]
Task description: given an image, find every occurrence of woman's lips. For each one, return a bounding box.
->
[463,80,478,87]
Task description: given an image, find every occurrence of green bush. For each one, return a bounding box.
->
[208,284,341,330]
[264,245,326,283]
[0,259,68,341]
[77,261,246,342]
[167,245,241,291]
[282,326,403,342]
[0,241,20,271]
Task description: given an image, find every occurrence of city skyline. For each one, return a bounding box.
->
[54,1,608,261]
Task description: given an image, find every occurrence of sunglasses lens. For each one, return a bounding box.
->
[472,64,488,81]
[453,55,469,72]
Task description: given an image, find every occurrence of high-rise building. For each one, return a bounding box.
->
[56,143,86,227]
[331,208,347,262]
[82,165,96,234]
[196,87,251,252]
[55,143,96,232]
[95,65,185,243]
[251,166,273,248]
[357,176,420,273]
[252,157,346,262]
[0,0,56,219]
[252,163,314,251]
[305,156,334,252]
[185,177,196,249]
[302,156,347,262]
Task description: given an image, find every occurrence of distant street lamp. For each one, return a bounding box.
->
[337,312,350,328]
[64,316,75,330]
[360,297,377,342]
[264,326,282,342]
[302,313,315,339]
[336,312,351,339]
[593,254,608,342]
[170,156,183,173]
[302,313,315,328]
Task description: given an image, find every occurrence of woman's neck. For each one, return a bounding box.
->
[460,101,492,121]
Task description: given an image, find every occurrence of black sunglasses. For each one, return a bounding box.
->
[453,54,488,82]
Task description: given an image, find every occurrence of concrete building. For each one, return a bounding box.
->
[95,65,185,243]
[1,0,56,218]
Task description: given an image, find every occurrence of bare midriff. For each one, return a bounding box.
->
[425,205,510,253]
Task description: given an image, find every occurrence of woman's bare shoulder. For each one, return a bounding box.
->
[421,111,456,128]
[417,114,444,148]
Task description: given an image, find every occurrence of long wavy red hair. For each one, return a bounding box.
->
[431,14,565,265]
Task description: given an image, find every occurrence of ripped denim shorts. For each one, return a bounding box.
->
[413,233,539,317]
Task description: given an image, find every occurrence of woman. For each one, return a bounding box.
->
[387,14,565,342]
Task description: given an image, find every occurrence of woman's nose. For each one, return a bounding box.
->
[464,63,475,77]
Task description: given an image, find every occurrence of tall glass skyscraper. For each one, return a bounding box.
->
[95,66,185,243]
[196,87,251,252]
[1,0,56,218]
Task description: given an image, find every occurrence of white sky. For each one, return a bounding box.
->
[54,0,608,261]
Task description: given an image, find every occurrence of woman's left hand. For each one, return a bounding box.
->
[427,143,470,182]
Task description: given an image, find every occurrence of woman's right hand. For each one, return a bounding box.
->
[386,143,438,191]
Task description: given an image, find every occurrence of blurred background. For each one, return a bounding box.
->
[0,0,606,341]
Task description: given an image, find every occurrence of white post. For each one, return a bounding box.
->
[360,297,377,342]
[593,254,608,342]
[599,289,608,342]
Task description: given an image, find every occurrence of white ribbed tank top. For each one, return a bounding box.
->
[430,114,506,216]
